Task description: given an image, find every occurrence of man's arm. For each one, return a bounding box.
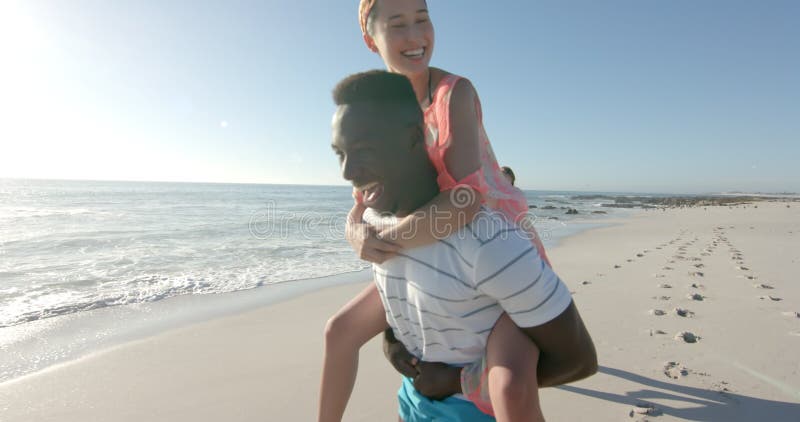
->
[520,300,597,387]
[383,301,597,396]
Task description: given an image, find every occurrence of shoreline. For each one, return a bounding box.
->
[0,269,372,384]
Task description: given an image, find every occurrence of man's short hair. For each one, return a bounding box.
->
[333,70,421,119]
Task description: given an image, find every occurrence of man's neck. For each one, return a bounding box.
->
[395,174,439,218]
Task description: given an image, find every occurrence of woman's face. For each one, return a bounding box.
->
[367,0,434,78]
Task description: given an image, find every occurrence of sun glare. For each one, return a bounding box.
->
[0,2,62,179]
[0,2,47,60]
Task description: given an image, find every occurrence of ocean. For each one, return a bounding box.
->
[0,178,632,381]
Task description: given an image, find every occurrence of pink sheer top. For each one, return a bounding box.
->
[424,74,550,265]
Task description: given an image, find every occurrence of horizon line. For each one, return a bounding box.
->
[1,176,796,197]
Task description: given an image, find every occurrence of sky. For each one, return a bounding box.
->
[1,0,798,194]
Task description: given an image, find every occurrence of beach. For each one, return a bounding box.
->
[1,201,798,421]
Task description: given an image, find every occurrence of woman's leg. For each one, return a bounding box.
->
[318,283,389,422]
[486,313,545,422]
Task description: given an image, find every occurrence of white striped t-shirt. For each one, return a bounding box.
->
[367,207,572,365]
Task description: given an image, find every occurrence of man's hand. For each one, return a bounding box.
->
[346,204,401,264]
[383,330,462,400]
[413,361,462,401]
[383,330,419,378]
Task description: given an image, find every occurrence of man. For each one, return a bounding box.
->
[330,70,596,420]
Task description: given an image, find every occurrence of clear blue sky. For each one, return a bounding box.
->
[1,0,798,193]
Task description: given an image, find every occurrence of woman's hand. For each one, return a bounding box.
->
[346,203,402,264]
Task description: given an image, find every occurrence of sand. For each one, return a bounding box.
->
[1,202,798,421]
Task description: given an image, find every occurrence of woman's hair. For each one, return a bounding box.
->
[501,166,516,185]
[359,0,379,35]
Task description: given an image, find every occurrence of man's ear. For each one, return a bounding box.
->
[408,124,426,150]
[363,33,379,53]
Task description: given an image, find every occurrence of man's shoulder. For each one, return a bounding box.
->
[449,208,531,250]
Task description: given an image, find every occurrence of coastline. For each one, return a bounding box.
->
[1,201,799,420]
[0,205,621,384]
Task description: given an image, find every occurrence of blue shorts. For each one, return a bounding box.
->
[398,376,496,422]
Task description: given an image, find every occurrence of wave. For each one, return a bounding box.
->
[0,261,369,328]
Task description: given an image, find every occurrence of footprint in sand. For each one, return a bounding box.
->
[687,293,705,301]
[700,252,711,256]
[614,264,622,269]
[630,402,662,418]
[652,295,671,301]
[636,253,644,258]
[736,266,750,271]
[711,381,732,395]
[663,361,689,379]
[694,263,705,268]
[675,331,700,343]
[687,283,705,289]
[674,308,694,317]
[658,283,673,289]
[744,275,757,280]
[663,266,674,271]
[689,271,704,277]
[649,329,668,336]
[581,281,591,285]
[753,283,773,289]
[627,259,634,262]
[781,311,799,318]
[758,295,782,301]
[649,309,666,316]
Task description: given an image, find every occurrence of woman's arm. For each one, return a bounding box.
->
[378,78,485,249]
[378,188,482,249]
[345,202,402,263]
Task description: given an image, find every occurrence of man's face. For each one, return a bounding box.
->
[331,103,427,214]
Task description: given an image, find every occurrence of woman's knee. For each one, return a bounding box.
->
[324,306,369,350]
[488,366,533,405]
